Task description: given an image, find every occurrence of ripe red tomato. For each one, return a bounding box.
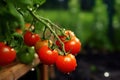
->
[56,35,81,55]
[56,54,77,73]
[64,37,81,55]
[24,30,41,46]
[38,46,58,65]
[34,40,52,53]
[0,46,16,66]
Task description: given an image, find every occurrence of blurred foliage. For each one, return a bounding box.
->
[36,0,120,52]
[88,0,113,51]
[113,0,120,51]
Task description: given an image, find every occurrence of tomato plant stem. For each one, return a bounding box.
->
[42,26,47,40]
[38,17,67,37]
[38,16,63,31]
[27,8,66,54]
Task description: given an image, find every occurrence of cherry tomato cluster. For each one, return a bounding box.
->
[0,23,81,74]
[0,42,16,66]
[25,9,81,73]
[0,5,81,74]
[23,30,81,73]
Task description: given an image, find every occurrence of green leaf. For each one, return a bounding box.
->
[0,2,25,30]
[10,33,24,52]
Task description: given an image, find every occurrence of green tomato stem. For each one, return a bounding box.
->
[27,8,66,54]
[42,26,47,40]
[37,16,63,31]
[37,16,68,37]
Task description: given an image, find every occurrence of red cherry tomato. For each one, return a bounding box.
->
[24,30,41,46]
[38,46,58,65]
[56,35,81,55]
[64,37,81,55]
[56,54,77,73]
[0,46,16,66]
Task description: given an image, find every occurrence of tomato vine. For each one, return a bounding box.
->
[0,0,81,74]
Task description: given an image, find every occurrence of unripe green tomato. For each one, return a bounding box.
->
[17,52,34,64]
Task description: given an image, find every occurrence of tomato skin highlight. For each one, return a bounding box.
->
[24,30,41,46]
[0,46,16,66]
[38,46,58,65]
[56,54,77,73]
